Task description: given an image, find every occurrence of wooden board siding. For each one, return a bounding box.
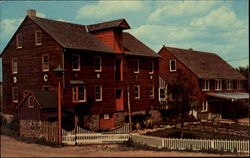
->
[91,29,122,53]
[2,17,63,114]
[17,95,41,120]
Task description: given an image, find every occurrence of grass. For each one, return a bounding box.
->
[144,128,248,140]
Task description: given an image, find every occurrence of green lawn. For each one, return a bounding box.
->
[145,128,248,140]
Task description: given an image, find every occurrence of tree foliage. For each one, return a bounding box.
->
[236,66,248,79]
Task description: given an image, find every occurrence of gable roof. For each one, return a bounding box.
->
[16,90,57,110]
[29,16,115,53]
[163,46,246,80]
[123,32,160,58]
[87,19,130,32]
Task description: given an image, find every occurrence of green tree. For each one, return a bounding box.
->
[168,70,199,138]
[236,66,248,79]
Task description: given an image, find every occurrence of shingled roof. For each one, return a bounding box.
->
[30,17,115,53]
[164,46,246,80]
[123,32,160,58]
[87,19,130,32]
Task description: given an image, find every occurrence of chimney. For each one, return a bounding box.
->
[27,9,36,17]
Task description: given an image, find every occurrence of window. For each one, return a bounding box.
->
[35,30,42,45]
[159,88,166,101]
[12,58,18,74]
[201,100,208,112]
[149,61,154,74]
[42,54,49,72]
[237,80,243,90]
[226,80,233,90]
[95,86,102,101]
[134,60,139,73]
[134,85,140,99]
[202,79,209,91]
[94,56,102,72]
[215,80,222,91]
[12,87,18,103]
[169,59,176,72]
[72,85,86,103]
[149,86,154,99]
[16,34,22,49]
[72,54,80,71]
[104,114,110,120]
[28,96,34,108]
[42,86,50,91]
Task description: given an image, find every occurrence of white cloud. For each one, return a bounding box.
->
[149,1,218,21]
[1,18,23,39]
[76,1,147,19]
[190,6,245,28]
[37,12,46,18]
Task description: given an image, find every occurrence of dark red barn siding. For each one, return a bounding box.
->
[2,17,63,114]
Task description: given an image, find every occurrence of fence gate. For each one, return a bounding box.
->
[62,124,130,145]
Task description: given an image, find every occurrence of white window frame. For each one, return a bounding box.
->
[158,88,166,101]
[72,54,80,71]
[35,30,42,46]
[149,86,154,99]
[27,95,34,108]
[169,59,176,72]
[72,85,86,103]
[134,59,139,74]
[16,34,22,49]
[149,61,154,74]
[215,79,222,91]
[95,85,102,101]
[94,56,102,72]
[12,87,18,103]
[104,114,110,120]
[134,85,140,99]
[237,80,243,90]
[12,58,18,74]
[42,54,49,72]
[226,80,233,90]
[201,100,208,112]
[202,79,210,91]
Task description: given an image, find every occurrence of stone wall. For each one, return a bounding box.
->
[19,120,42,138]
[84,114,99,131]
[149,110,163,124]
[114,112,127,127]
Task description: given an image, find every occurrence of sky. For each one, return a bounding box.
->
[0,0,249,81]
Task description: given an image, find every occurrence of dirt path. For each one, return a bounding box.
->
[1,135,243,157]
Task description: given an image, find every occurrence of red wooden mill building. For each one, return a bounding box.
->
[1,10,160,130]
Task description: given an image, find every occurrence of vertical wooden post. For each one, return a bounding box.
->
[58,81,62,145]
[127,86,132,133]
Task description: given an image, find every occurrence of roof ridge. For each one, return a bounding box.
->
[87,18,125,26]
[165,46,217,56]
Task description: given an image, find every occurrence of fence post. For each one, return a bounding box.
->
[162,137,164,148]
[211,139,214,149]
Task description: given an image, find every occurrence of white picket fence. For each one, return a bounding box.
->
[62,124,130,145]
[130,134,250,154]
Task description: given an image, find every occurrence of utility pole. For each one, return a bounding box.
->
[127,86,132,133]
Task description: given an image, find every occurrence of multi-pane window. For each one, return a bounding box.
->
[28,96,34,108]
[35,30,42,45]
[215,80,222,91]
[95,86,102,101]
[72,54,80,71]
[72,85,86,103]
[134,60,139,73]
[149,86,154,98]
[16,34,22,49]
[134,85,140,99]
[12,58,18,74]
[202,79,209,91]
[226,80,233,90]
[94,56,102,72]
[169,59,176,72]
[237,80,243,90]
[42,54,49,71]
[159,88,166,101]
[149,61,154,74]
[12,87,18,103]
[201,100,208,112]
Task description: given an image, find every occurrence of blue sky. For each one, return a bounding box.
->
[0,0,249,81]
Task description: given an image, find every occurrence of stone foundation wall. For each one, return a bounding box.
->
[114,112,127,127]
[149,110,163,124]
[20,120,42,138]
[84,114,99,131]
